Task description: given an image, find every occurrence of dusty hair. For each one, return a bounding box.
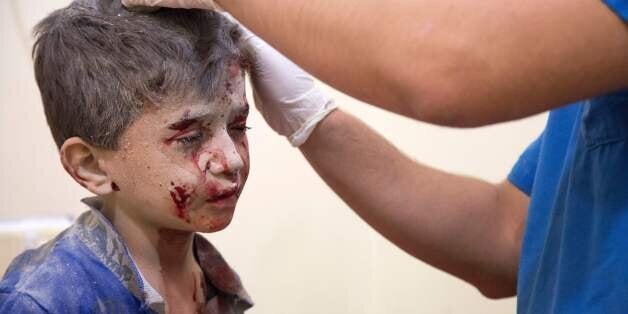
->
[33,0,243,150]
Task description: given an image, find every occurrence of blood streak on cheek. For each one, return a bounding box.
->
[192,151,207,176]
[169,182,192,222]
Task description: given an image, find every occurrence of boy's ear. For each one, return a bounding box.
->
[60,137,113,195]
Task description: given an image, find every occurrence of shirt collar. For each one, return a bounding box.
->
[77,197,253,313]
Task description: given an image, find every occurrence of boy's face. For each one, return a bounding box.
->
[102,67,250,233]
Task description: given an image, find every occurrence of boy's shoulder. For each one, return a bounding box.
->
[0,201,254,313]
[0,214,148,313]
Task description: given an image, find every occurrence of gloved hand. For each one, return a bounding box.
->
[121,0,216,10]
[233,17,337,146]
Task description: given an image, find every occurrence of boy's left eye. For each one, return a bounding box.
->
[229,123,251,135]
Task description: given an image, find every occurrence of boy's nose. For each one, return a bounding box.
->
[204,131,244,176]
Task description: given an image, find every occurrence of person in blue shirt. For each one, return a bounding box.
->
[0,1,253,313]
[125,0,628,312]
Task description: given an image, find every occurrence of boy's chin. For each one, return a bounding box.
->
[189,212,234,233]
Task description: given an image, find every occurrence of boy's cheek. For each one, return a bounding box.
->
[149,149,203,182]
[110,156,200,204]
[163,167,205,199]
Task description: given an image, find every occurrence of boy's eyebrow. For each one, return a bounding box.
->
[167,103,250,130]
[168,117,200,131]
[167,108,215,130]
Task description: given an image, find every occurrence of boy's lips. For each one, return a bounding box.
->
[206,186,239,204]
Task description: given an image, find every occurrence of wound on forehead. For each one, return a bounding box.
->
[33,0,248,151]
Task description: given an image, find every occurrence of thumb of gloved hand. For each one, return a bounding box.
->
[121,0,216,10]
[233,19,337,146]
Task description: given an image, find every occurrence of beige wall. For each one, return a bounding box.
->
[1,1,547,313]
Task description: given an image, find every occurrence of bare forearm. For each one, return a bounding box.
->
[300,110,526,297]
[220,0,628,126]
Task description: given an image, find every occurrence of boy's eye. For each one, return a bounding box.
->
[176,131,203,146]
[229,124,251,136]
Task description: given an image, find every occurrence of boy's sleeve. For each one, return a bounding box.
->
[508,132,544,196]
[603,0,628,21]
[0,291,49,313]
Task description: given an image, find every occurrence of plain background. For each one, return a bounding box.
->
[1,1,548,313]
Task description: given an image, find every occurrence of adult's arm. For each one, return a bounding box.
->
[217,0,628,126]
[300,109,529,298]
[118,2,533,295]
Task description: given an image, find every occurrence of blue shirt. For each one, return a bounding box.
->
[0,198,253,313]
[509,87,628,312]
[508,4,628,313]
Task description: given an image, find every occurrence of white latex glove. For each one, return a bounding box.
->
[232,17,337,146]
[121,0,216,10]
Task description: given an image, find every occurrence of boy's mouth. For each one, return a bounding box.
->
[206,186,239,204]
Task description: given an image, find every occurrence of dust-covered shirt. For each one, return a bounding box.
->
[0,198,253,313]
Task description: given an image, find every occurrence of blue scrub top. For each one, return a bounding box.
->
[510,91,628,313]
[508,4,628,313]
[509,3,628,303]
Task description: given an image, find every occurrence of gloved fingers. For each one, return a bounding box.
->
[121,0,216,10]
[218,12,258,49]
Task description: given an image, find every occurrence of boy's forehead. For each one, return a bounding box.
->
[161,97,248,122]
[154,73,247,117]
[125,99,248,141]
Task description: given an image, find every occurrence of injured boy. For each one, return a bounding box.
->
[0,1,253,313]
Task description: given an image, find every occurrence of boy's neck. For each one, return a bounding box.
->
[100,201,203,295]
[103,207,196,267]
